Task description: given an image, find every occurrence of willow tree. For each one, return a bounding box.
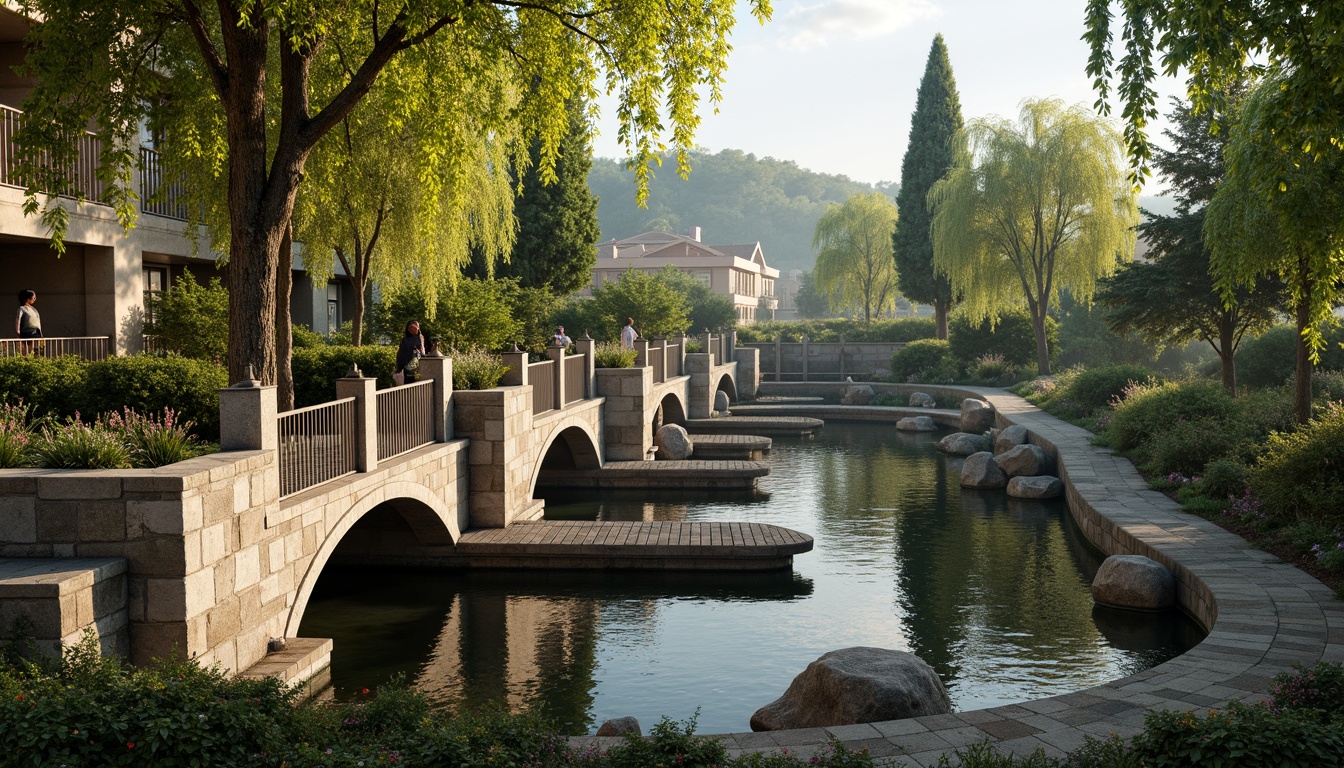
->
[893,34,963,339]
[812,192,900,324]
[294,42,517,350]
[1206,73,1344,424]
[930,99,1137,375]
[14,0,771,384]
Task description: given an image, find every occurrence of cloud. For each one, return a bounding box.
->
[772,0,942,49]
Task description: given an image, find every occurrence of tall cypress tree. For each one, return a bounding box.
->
[893,35,963,339]
[495,99,601,297]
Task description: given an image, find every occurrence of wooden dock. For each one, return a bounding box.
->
[682,415,823,436]
[455,521,813,571]
[689,433,772,459]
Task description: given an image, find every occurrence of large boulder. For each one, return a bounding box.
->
[896,416,937,432]
[714,390,732,413]
[1092,555,1176,610]
[938,432,991,456]
[960,452,1007,489]
[994,444,1053,477]
[909,392,936,408]
[842,385,875,406]
[595,717,642,737]
[960,399,995,433]
[994,424,1030,455]
[750,647,951,731]
[654,424,694,460]
[1007,475,1064,499]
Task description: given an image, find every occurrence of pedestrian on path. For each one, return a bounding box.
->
[620,317,637,350]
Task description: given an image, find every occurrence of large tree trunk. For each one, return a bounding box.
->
[276,222,295,411]
[350,285,366,348]
[1294,294,1313,425]
[1217,312,1237,396]
[1030,306,1051,376]
[934,299,949,340]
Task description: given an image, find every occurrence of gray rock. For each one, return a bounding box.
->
[896,415,936,432]
[994,444,1053,477]
[994,424,1030,455]
[714,390,731,413]
[595,717,642,737]
[909,392,936,408]
[1092,555,1176,610]
[654,424,694,460]
[1007,475,1064,499]
[960,398,995,433]
[938,432,991,456]
[960,451,1007,489]
[750,647,951,731]
[842,385,875,406]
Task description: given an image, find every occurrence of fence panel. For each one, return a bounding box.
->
[666,343,682,377]
[530,359,556,414]
[651,347,665,383]
[278,398,357,498]
[563,355,587,404]
[375,380,436,461]
[0,336,110,361]
[139,147,189,220]
[0,105,104,202]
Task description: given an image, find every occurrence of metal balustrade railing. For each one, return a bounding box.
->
[0,105,105,202]
[278,397,357,498]
[375,379,436,461]
[139,146,189,220]
[563,355,587,404]
[530,359,557,414]
[0,336,110,361]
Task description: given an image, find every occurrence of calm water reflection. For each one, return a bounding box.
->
[300,423,1203,734]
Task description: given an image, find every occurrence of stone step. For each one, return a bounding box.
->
[455,520,813,571]
[687,433,772,459]
[682,415,823,435]
[237,637,333,698]
[537,459,769,490]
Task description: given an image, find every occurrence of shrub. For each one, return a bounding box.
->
[83,356,227,441]
[290,345,398,408]
[891,338,953,382]
[949,310,1058,373]
[1142,418,1243,476]
[1251,404,1344,524]
[106,407,202,468]
[593,342,637,368]
[290,323,330,348]
[1199,458,1248,499]
[0,402,37,468]
[1064,364,1161,412]
[451,348,509,390]
[1130,704,1344,767]
[146,269,229,362]
[1106,379,1238,451]
[735,318,937,343]
[1269,662,1344,722]
[971,353,1016,386]
[30,415,132,469]
[0,355,87,419]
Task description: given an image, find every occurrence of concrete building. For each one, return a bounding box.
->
[588,228,781,324]
[0,6,353,354]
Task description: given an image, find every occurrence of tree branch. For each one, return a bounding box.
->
[180,0,228,97]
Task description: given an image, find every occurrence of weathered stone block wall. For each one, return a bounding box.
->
[0,558,128,658]
[597,367,654,461]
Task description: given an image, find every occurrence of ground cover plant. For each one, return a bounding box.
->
[593,342,638,369]
[0,632,876,768]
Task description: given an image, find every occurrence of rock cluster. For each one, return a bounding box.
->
[750,647,951,731]
[960,398,995,433]
[958,422,1063,499]
[909,392,936,408]
[842,385,875,405]
[896,415,937,432]
[937,432,991,456]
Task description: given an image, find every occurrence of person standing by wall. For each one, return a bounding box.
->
[552,325,572,348]
[15,289,40,355]
[395,319,426,384]
[620,317,637,350]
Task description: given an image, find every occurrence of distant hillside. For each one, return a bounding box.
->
[590,149,896,273]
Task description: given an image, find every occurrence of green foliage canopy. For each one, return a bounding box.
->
[930,98,1138,375]
[813,193,900,324]
[893,34,963,338]
[146,271,229,363]
[14,0,772,385]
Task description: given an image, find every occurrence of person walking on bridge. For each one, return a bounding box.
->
[620,317,637,350]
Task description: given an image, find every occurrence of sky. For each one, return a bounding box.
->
[590,0,1187,191]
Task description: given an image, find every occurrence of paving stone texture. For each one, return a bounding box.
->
[577,385,1344,765]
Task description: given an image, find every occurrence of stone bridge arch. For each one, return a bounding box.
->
[650,388,688,437]
[528,417,603,497]
[713,369,737,405]
[285,480,461,636]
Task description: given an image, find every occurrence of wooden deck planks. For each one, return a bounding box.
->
[456,520,813,560]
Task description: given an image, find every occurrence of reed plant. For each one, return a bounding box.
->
[0,401,37,468]
[450,348,510,390]
[593,342,638,368]
[30,413,132,469]
[106,406,202,468]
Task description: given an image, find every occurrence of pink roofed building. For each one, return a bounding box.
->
[587,227,780,324]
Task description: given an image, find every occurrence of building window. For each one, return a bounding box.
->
[326,283,341,334]
[143,266,167,326]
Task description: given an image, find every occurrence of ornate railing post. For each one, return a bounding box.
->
[634,336,650,369]
[546,341,566,408]
[419,353,453,441]
[502,344,529,387]
[218,366,277,451]
[575,334,596,398]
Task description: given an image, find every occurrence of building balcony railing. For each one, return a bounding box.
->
[0,103,189,222]
[0,336,110,361]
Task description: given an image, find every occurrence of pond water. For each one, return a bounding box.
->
[300,422,1204,734]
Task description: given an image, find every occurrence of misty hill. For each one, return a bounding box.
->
[590,149,896,273]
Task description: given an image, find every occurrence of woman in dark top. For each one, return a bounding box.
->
[395,320,426,384]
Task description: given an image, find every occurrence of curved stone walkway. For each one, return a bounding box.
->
[576,387,1344,766]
